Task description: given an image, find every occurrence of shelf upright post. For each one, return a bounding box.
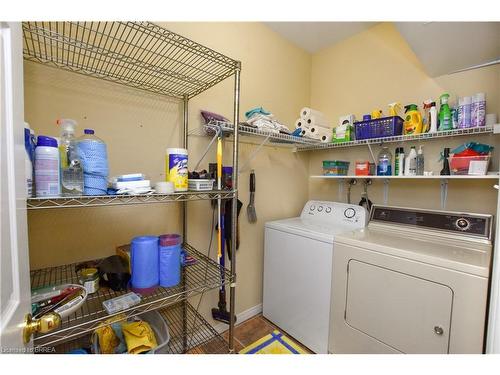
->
[229,63,241,354]
[182,94,189,353]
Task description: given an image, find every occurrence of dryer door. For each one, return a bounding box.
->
[345,260,453,353]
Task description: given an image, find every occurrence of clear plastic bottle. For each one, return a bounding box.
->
[416,146,424,176]
[376,146,392,176]
[58,119,83,196]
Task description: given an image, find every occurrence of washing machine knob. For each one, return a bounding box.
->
[317,206,323,212]
[455,218,470,231]
[326,207,332,213]
[310,205,316,211]
[344,208,356,219]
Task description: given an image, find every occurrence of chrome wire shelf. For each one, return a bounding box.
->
[31,244,231,347]
[22,22,240,99]
[27,190,235,210]
[296,125,495,151]
[189,120,324,149]
[44,303,228,354]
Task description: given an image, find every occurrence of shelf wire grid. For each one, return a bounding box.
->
[46,303,228,354]
[189,120,324,149]
[27,190,235,210]
[22,22,240,99]
[296,125,495,151]
[30,244,231,347]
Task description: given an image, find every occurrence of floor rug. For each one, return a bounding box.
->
[239,330,307,354]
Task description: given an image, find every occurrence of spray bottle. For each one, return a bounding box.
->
[438,93,452,131]
[423,100,438,133]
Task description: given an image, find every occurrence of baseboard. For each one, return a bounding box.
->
[213,303,263,334]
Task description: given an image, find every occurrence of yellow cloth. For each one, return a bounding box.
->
[93,314,126,354]
[239,330,307,354]
[122,321,158,354]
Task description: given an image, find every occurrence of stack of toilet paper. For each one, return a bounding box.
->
[295,107,332,143]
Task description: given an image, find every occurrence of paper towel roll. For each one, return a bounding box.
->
[300,107,327,121]
[308,125,330,139]
[306,115,331,128]
[295,118,307,129]
[301,128,311,138]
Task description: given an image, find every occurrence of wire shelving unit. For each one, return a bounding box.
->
[23,21,241,354]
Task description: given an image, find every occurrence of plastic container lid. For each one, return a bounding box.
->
[37,135,58,148]
[159,234,182,247]
[84,129,95,135]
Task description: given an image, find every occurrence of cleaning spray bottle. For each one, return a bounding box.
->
[423,100,438,133]
[438,93,452,131]
[403,104,423,135]
[416,145,424,175]
[405,146,417,176]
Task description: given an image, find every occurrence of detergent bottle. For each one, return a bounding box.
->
[388,102,403,117]
[438,93,452,131]
[371,109,383,119]
[403,104,423,135]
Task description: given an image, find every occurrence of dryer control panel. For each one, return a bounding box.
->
[370,206,492,239]
[301,200,368,226]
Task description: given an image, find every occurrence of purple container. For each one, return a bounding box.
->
[354,116,403,140]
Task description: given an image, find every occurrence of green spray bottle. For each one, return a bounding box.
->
[438,93,452,131]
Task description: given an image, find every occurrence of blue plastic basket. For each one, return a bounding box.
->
[354,116,404,140]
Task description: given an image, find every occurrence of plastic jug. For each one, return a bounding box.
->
[403,104,423,135]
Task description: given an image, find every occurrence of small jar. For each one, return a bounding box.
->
[78,268,99,294]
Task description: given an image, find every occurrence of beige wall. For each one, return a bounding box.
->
[24,22,311,325]
[309,22,500,215]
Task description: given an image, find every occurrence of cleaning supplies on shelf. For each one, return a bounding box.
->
[333,115,354,143]
[376,147,392,176]
[403,104,423,135]
[166,148,188,192]
[447,142,493,175]
[388,102,403,118]
[371,109,383,119]
[323,161,350,176]
[35,135,60,197]
[158,234,182,288]
[458,96,472,128]
[355,161,370,176]
[423,100,438,133]
[24,124,35,197]
[440,148,451,176]
[416,146,425,176]
[405,146,417,176]
[77,129,109,196]
[130,236,159,292]
[471,93,486,127]
[58,119,83,196]
[394,147,405,176]
[438,93,452,131]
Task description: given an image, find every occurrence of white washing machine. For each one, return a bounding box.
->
[329,205,493,354]
[263,200,368,353]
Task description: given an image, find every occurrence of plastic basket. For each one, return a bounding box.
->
[322,160,350,176]
[354,116,404,140]
[188,179,215,191]
[91,310,170,354]
[449,155,490,175]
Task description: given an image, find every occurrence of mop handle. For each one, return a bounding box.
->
[217,137,222,259]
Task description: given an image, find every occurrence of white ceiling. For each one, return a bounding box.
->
[264,22,378,53]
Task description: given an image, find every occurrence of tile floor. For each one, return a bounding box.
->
[221,314,313,354]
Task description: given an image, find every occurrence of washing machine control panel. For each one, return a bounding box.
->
[301,200,368,226]
[370,206,492,239]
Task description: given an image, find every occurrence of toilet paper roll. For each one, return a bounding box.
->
[317,127,333,143]
[305,115,331,129]
[295,118,307,129]
[300,107,327,121]
[308,125,331,139]
[301,128,311,138]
